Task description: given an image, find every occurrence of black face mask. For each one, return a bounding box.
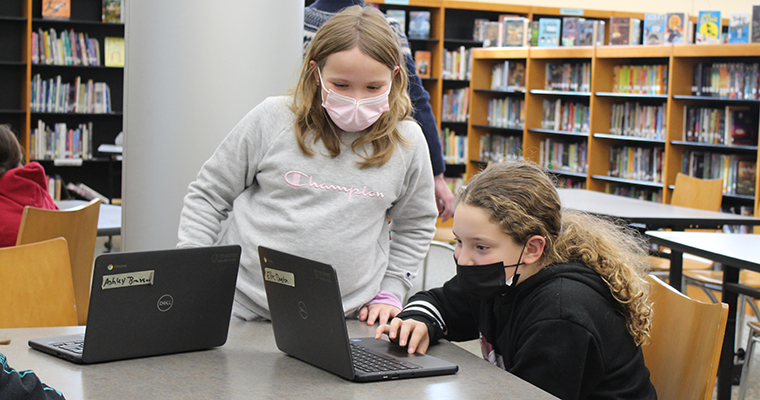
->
[455,244,526,299]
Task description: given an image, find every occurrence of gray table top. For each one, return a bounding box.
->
[558,188,760,229]
[0,320,556,400]
[646,230,760,272]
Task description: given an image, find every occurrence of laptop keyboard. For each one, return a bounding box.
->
[52,340,84,355]
[350,343,420,373]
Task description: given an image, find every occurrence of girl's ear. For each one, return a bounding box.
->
[522,235,546,265]
[393,65,399,75]
[309,60,319,85]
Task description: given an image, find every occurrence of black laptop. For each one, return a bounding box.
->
[29,245,241,364]
[258,245,459,382]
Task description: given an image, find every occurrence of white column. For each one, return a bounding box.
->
[123,1,304,250]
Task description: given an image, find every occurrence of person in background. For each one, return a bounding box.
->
[304,0,455,222]
[376,160,657,400]
[0,126,58,248]
[178,6,438,326]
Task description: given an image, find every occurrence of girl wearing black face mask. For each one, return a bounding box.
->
[376,160,657,400]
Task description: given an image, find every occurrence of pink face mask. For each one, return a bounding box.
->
[317,67,391,132]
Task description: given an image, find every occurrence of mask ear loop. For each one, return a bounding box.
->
[506,242,528,289]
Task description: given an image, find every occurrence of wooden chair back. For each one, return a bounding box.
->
[16,199,100,325]
[670,172,723,211]
[0,238,77,328]
[642,275,728,400]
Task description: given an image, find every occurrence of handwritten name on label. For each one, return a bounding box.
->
[102,270,155,290]
[264,268,295,287]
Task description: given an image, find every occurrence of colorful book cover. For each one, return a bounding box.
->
[696,11,721,44]
[42,0,70,20]
[385,9,406,31]
[736,158,757,196]
[414,50,431,79]
[102,0,122,23]
[561,17,579,46]
[528,21,540,46]
[502,18,528,46]
[538,18,561,47]
[753,6,760,43]
[408,11,431,39]
[728,12,751,44]
[609,17,632,45]
[483,21,502,47]
[578,19,595,46]
[665,13,689,44]
[730,107,756,145]
[473,18,490,41]
[104,37,125,68]
[643,14,666,45]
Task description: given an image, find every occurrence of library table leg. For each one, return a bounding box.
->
[718,266,740,400]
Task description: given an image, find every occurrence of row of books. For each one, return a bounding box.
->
[691,62,760,99]
[722,205,755,233]
[441,88,469,123]
[478,17,531,47]
[545,62,591,92]
[606,185,663,202]
[30,120,94,161]
[556,176,586,189]
[609,102,667,140]
[441,46,472,81]
[612,65,668,95]
[30,75,112,114]
[682,105,756,146]
[384,9,431,40]
[479,133,522,163]
[541,99,590,133]
[31,28,101,67]
[487,97,525,129]
[681,150,756,196]
[608,145,665,183]
[490,61,525,91]
[42,0,122,24]
[440,128,467,165]
[539,18,606,47]
[539,137,588,174]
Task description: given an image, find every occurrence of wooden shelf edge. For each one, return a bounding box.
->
[596,45,672,58]
[472,47,529,59]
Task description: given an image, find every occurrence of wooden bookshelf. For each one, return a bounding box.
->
[0,0,124,200]
[469,44,760,215]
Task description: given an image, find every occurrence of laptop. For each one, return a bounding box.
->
[258,245,459,382]
[29,245,241,364]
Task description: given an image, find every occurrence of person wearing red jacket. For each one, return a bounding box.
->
[0,126,58,248]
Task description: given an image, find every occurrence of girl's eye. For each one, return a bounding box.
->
[476,245,488,251]
[333,83,348,88]
[367,86,380,90]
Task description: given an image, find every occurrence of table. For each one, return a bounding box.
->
[0,320,557,400]
[56,200,121,237]
[558,188,760,231]
[645,231,760,400]
[558,188,760,291]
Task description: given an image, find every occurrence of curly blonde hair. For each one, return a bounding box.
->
[458,160,653,345]
[292,5,412,169]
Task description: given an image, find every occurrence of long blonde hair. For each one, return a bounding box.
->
[292,5,412,169]
[458,160,653,345]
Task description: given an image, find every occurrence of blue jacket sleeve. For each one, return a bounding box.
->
[404,54,446,176]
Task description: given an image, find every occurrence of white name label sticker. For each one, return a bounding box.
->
[102,270,155,290]
[264,268,295,287]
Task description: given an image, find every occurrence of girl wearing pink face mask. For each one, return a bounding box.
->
[178,6,437,326]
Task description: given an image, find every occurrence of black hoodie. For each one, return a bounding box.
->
[398,262,657,400]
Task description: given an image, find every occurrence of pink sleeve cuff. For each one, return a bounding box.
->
[364,290,402,310]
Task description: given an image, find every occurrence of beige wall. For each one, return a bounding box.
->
[455,0,756,17]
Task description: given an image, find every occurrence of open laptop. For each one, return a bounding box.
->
[29,245,241,364]
[258,245,459,382]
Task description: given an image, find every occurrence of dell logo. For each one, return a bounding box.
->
[157,294,174,312]
[298,301,308,320]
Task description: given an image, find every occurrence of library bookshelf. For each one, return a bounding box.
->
[0,0,124,200]
[469,44,760,215]
[368,0,649,226]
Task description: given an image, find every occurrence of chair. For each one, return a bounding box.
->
[641,274,728,400]
[738,321,760,400]
[16,198,100,325]
[0,238,77,328]
[648,173,723,276]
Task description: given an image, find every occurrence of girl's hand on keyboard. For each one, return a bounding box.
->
[375,317,430,354]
